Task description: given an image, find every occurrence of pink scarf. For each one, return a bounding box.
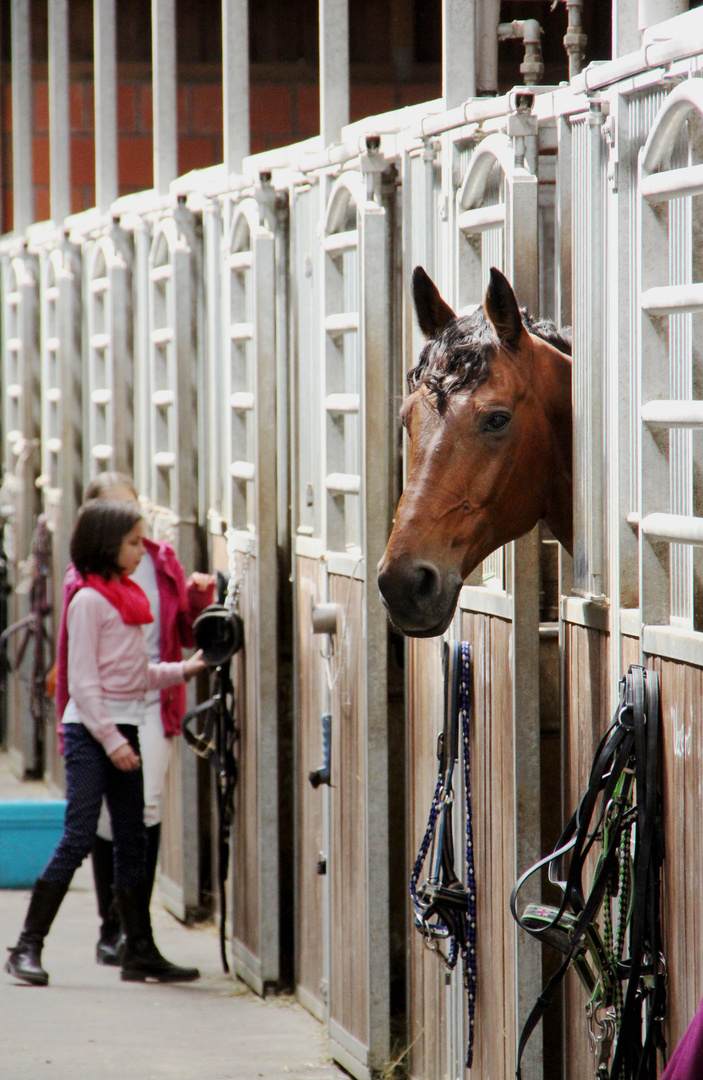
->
[83,574,154,626]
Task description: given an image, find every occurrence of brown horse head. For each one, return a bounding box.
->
[377,266,573,638]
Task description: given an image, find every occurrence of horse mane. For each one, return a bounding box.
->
[407,306,572,413]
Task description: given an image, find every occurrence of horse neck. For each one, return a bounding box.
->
[535,347,573,554]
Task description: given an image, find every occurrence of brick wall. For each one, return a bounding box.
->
[1,63,440,231]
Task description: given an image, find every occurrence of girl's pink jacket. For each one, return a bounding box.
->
[56,536,214,737]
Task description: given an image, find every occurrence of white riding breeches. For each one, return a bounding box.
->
[96,701,171,837]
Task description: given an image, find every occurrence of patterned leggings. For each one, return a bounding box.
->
[41,724,147,888]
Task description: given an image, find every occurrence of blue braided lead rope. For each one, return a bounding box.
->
[409,771,444,918]
[460,641,477,1068]
[408,642,477,1069]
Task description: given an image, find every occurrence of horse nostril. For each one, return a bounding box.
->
[410,561,442,601]
[377,556,443,614]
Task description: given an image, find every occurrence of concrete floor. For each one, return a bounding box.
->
[0,754,345,1080]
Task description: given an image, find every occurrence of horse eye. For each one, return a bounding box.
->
[484,412,510,432]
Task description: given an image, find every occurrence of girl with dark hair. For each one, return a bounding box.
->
[54,472,214,965]
[6,500,206,987]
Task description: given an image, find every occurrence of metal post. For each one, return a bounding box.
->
[49,0,70,224]
[222,0,250,176]
[442,0,476,110]
[319,0,349,148]
[94,0,118,212]
[152,0,177,195]
[11,0,33,232]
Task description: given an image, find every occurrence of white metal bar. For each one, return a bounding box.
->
[230,460,256,481]
[641,283,703,314]
[152,389,175,407]
[92,443,114,461]
[325,393,360,413]
[94,0,118,211]
[457,203,506,234]
[442,0,477,108]
[230,391,255,410]
[320,0,349,147]
[152,0,177,194]
[91,388,112,405]
[641,163,703,203]
[229,251,253,271]
[642,399,703,428]
[325,472,361,494]
[151,327,173,346]
[49,0,70,223]
[150,264,172,282]
[154,450,176,468]
[230,322,254,341]
[641,512,703,546]
[323,230,358,255]
[324,312,359,335]
[89,276,109,294]
[90,332,110,350]
[11,0,33,231]
[222,0,250,174]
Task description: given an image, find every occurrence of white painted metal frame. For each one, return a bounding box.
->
[569,101,608,600]
[145,205,201,920]
[85,228,133,482]
[38,244,82,572]
[455,124,543,1080]
[223,192,280,992]
[638,80,703,639]
[321,166,391,1079]
[322,173,365,556]
[1,248,41,774]
[148,208,198,519]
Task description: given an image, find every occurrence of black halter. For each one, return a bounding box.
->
[511,665,666,1080]
[183,574,241,974]
[410,640,477,1067]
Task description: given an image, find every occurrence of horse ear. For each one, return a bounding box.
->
[412,266,456,338]
[484,267,525,351]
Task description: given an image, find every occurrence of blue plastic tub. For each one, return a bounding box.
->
[0,800,66,888]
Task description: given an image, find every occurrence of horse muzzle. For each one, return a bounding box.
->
[376,554,463,637]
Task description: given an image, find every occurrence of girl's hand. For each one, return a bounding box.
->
[188,572,216,592]
[184,649,207,680]
[110,744,141,771]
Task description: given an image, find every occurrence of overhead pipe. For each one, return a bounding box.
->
[564,0,587,78]
[498,20,544,85]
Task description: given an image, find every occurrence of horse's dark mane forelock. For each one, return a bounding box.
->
[407,306,572,413]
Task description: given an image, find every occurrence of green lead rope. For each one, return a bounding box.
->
[510,665,666,1080]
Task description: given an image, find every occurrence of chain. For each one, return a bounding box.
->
[225,529,254,614]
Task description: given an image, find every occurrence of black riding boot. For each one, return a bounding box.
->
[114,883,200,983]
[5,878,69,986]
[145,823,161,901]
[92,836,124,965]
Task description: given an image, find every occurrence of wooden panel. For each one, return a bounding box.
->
[621,634,640,671]
[295,555,325,1013]
[465,611,517,1080]
[328,571,368,1048]
[562,623,610,1080]
[650,657,703,1055]
[406,634,446,1080]
[233,550,260,958]
[406,613,516,1080]
[160,737,183,886]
